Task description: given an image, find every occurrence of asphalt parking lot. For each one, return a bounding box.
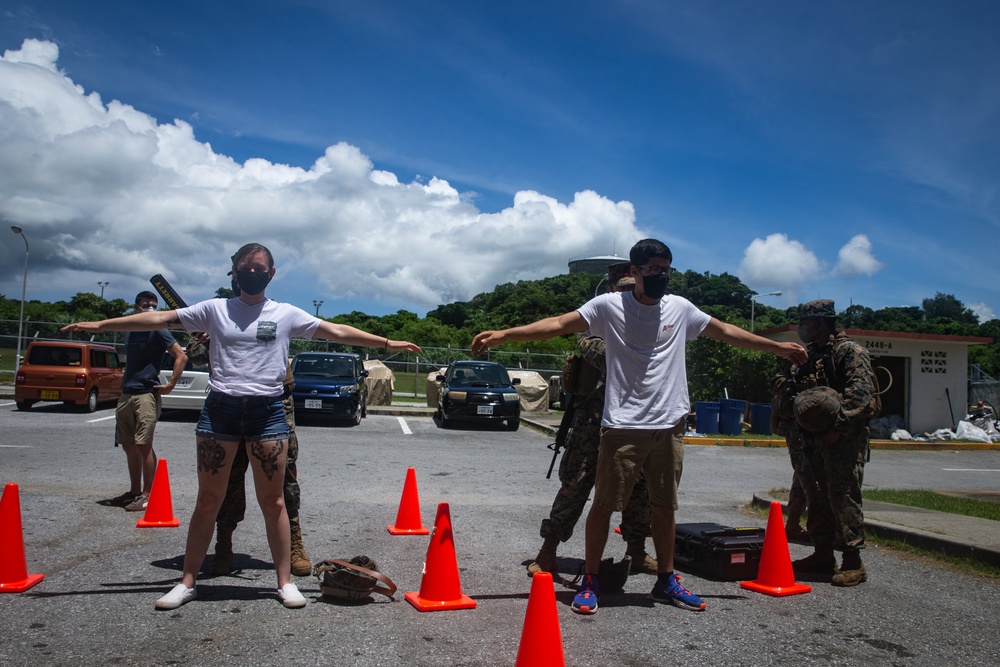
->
[1,402,999,666]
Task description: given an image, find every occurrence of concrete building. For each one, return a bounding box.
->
[760,326,992,435]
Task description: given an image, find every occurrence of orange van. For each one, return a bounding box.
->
[14,341,124,412]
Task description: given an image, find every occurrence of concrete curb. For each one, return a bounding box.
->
[751,492,1000,568]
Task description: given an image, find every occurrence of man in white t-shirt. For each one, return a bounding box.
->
[472,238,807,615]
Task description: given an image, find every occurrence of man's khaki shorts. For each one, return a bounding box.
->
[116,393,162,446]
[593,422,685,511]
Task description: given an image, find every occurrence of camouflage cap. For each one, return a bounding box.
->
[615,275,636,290]
[798,299,835,319]
[607,261,632,289]
[793,386,841,433]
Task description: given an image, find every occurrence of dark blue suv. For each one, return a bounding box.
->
[291,352,369,425]
[436,360,521,430]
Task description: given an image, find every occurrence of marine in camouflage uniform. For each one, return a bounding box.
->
[528,268,656,577]
[771,372,815,542]
[783,300,876,586]
[186,338,310,576]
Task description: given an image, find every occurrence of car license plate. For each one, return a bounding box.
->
[477,405,493,415]
[305,399,323,409]
[175,378,193,388]
[41,390,59,400]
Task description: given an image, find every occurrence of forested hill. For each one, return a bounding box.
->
[3,270,998,379]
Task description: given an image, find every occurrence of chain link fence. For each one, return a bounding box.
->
[968,364,1000,413]
[0,320,566,401]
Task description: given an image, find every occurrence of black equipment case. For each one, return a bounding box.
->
[674,523,766,581]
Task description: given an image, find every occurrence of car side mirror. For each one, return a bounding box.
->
[512,377,521,385]
[436,374,446,382]
[360,369,369,378]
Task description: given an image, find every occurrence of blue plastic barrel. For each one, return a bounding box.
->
[749,402,773,435]
[717,398,747,435]
[694,401,720,434]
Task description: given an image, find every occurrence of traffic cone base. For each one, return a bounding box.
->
[405,503,477,612]
[0,483,45,594]
[405,590,477,611]
[0,572,44,593]
[739,500,811,597]
[515,572,566,667]
[137,458,180,528]
[739,579,812,597]
[387,467,429,535]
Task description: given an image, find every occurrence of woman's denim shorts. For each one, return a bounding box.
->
[195,391,289,443]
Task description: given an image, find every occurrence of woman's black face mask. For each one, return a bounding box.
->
[233,269,271,296]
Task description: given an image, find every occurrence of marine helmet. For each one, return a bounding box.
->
[792,386,841,433]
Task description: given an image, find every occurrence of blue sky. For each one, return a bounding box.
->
[1,1,999,322]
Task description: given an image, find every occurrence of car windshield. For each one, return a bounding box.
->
[449,365,508,386]
[294,356,356,379]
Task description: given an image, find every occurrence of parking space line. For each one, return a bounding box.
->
[0,402,15,407]
[943,468,1000,472]
[397,417,412,435]
[0,444,32,448]
[87,415,116,423]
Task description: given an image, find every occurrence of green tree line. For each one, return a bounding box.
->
[2,275,995,403]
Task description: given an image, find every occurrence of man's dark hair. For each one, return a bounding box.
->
[231,243,274,269]
[629,239,672,267]
[135,291,158,304]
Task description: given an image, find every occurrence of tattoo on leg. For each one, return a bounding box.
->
[197,438,227,475]
[251,439,285,481]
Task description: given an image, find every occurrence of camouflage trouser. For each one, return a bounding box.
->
[784,430,816,524]
[786,470,808,524]
[216,396,301,534]
[540,404,651,544]
[801,428,868,551]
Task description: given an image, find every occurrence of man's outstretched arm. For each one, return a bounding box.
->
[702,317,808,365]
[471,311,588,356]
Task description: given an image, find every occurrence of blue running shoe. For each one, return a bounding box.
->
[572,574,599,615]
[650,573,706,612]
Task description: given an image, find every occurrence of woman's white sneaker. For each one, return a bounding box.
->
[279,582,307,608]
[156,584,196,610]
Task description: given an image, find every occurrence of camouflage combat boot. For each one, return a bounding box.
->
[625,539,658,574]
[791,546,837,577]
[831,549,867,587]
[209,526,234,575]
[290,523,311,577]
[527,537,559,576]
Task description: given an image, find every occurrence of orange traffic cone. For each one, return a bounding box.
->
[740,501,811,597]
[0,483,45,593]
[137,459,180,528]
[515,572,565,667]
[387,467,429,535]
[405,503,476,611]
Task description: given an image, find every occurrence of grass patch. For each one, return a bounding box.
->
[866,535,1000,582]
[862,489,1000,521]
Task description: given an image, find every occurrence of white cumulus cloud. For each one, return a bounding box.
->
[835,234,883,277]
[0,39,641,309]
[969,302,995,323]
[737,233,822,290]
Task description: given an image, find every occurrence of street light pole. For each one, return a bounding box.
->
[10,226,29,368]
[750,290,782,332]
[313,300,324,317]
[98,281,109,298]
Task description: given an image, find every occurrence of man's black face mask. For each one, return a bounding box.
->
[642,273,669,300]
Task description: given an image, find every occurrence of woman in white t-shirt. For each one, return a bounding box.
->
[63,243,421,610]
